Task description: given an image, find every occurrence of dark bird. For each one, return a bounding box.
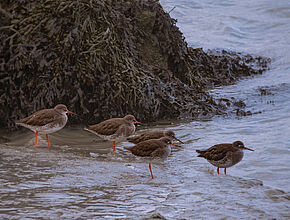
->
[15,104,73,147]
[84,115,140,154]
[196,141,254,175]
[125,137,173,179]
[127,130,184,144]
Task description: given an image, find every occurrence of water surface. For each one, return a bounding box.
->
[1,0,290,219]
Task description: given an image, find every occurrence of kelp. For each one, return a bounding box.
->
[0,0,270,129]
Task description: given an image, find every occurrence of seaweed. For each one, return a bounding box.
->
[0,0,270,129]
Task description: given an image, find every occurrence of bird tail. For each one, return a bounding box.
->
[124,146,133,152]
[196,149,205,157]
[84,126,97,135]
[127,136,139,144]
[127,137,133,142]
[15,118,25,125]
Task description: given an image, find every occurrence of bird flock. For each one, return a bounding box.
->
[16,104,254,179]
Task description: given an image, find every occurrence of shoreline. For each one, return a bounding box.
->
[0,0,270,130]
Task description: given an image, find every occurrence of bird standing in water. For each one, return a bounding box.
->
[196,141,254,175]
[127,130,184,144]
[125,137,173,179]
[15,104,73,147]
[85,114,140,154]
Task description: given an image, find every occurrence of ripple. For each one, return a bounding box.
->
[1,0,290,218]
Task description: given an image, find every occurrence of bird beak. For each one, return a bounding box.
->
[243,147,254,151]
[135,120,141,124]
[174,137,184,144]
[66,110,74,114]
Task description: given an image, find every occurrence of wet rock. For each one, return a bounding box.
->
[236,109,252,116]
[258,87,274,96]
[233,100,246,108]
[218,98,232,107]
[0,0,270,129]
[143,213,167,220]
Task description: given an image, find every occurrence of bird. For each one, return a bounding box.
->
[84,114,140,154]
[15,104,73,147]
[127,130,184,144]
[196,141,254,175]
[125,137,173,179]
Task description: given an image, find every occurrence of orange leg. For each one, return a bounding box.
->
[224,168,227,175]
[112,141,116,154]
[217,167,220,175]
[149,163,154,179]
[34,131,38,146]
[46,134,50,148]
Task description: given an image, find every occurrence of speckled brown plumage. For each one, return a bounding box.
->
[17,107,66,127]
[196,141,254,175]
[15,104,72,147]
[125,137,173,179]
[127,130,183,144]
[125,137,172,158]
[85,114,140,154]
[86,118,126,136]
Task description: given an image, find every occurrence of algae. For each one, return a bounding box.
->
[0,0,270,129]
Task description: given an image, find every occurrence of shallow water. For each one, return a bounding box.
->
[1,0,290,219]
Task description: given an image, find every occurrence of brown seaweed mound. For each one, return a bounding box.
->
[0,0,270,129]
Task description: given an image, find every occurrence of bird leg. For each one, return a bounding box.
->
[34,131,38,146]
[217,167,220,175]
[149,163,154,179]
[224,168,227,175]
[112,141,116,154]
[46,134,50,148]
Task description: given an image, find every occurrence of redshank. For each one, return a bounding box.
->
[196,141,254,175]
[84,114,140,154]
[125,137,173,179]
[127,130,184,144]
[15,104,73,147]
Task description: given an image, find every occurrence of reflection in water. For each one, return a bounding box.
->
[1,117,289,219]
[1,0,290,218]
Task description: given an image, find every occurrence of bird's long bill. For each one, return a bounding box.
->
[243,146,254,151]
[66,110,76,115]
[135,120,141,124]
[174,137,184,144]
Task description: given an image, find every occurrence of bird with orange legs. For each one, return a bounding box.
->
[196,141,254,175]
[125,137,174,179]
[127,130,184,144]
[16,104,73,148]
[85,115,140,154]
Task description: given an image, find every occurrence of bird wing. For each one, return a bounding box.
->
[16,109,59,126]
[111,123,132,138]
[127,131,163,143]
[87,118,123,136]
[127,139,163,157]
[200,144,235,161]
